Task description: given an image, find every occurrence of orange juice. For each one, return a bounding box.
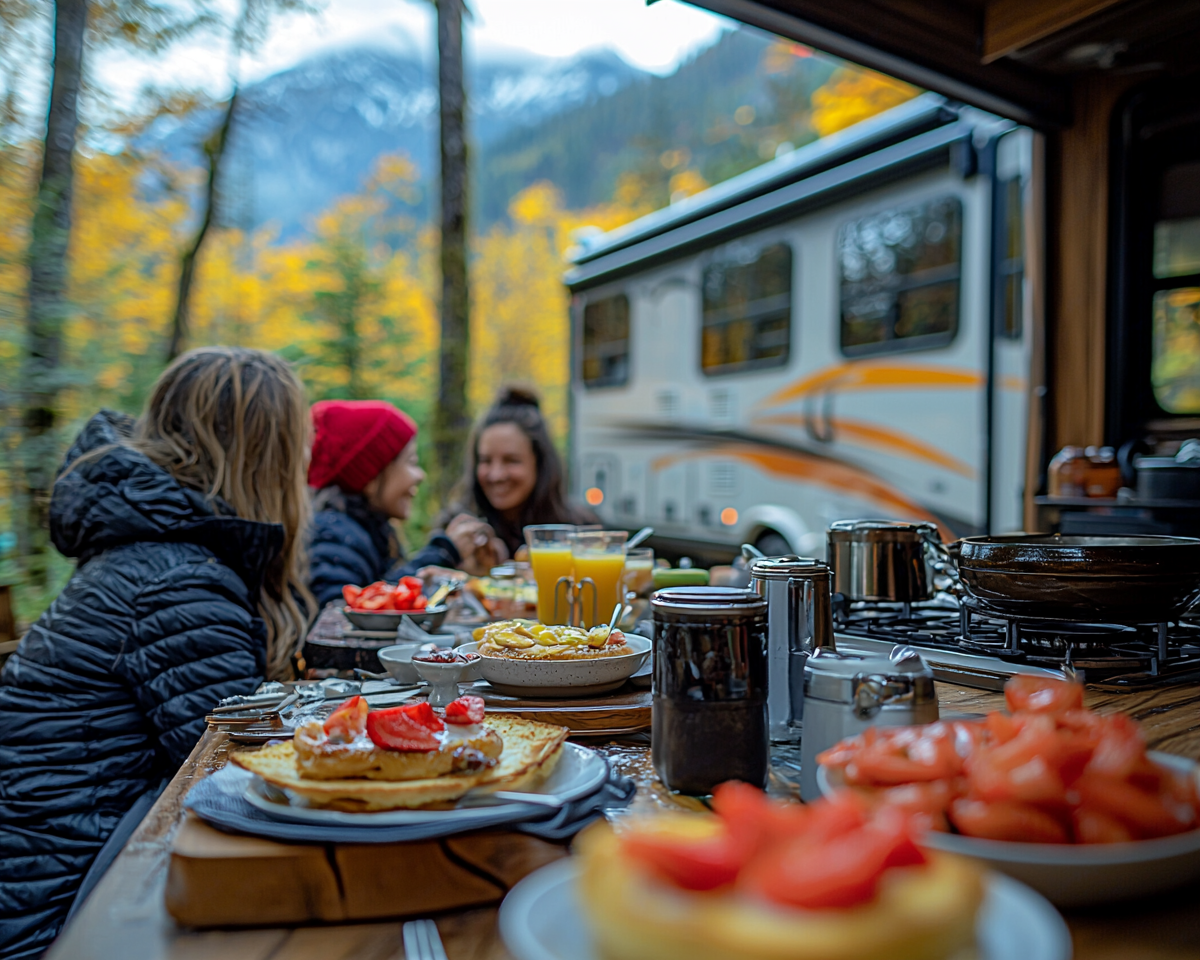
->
[572,552,626,627]
[529,547,575,623]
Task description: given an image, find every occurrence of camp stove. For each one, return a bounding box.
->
[831,596,1200,691]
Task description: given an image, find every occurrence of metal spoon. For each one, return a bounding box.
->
[626,526,653,550]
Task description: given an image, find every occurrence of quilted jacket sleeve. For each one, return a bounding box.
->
[120,557,265,768]
[308,511,381,608]
[383,533,461,581]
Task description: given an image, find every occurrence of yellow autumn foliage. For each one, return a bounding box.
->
[811,66,919,137]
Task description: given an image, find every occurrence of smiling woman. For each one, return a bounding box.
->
[439,387,599,558]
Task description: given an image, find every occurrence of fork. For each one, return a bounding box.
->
[402,918,449,960]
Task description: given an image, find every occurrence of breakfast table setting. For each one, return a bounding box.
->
[44,523,1200,960]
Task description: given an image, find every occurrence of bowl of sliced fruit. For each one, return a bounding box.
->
[457,619,651,697]
[342,578,448,633]
[816,675,1200,906]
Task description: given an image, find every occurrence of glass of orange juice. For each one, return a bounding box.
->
[525,524,576,624]
[571,530,628,628]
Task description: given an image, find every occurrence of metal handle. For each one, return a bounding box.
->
[553,576,575,625]
[921,529,965,598]
[852,672,925,719]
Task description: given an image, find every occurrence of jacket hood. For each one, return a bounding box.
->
[50,411,285,594]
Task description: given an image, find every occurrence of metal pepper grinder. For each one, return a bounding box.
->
[748,556,836,742]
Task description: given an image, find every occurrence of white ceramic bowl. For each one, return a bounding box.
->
[817,751,1200,906]
[456,634,651,697]
[376,642,430,684]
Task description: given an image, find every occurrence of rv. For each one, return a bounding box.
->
[565,94,1037,560]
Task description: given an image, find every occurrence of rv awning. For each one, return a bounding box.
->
[685,0,1200,128]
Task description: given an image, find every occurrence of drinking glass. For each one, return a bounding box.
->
[571,530,628,628]
[622,547,655,599]
[524,524,576,624]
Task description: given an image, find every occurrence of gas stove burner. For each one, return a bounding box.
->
[832,599,1200,690]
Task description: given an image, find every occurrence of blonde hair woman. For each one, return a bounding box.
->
[0,347,314,958]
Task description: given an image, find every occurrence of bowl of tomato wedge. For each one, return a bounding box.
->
[816,675,1200,906]
[342,578,448,633]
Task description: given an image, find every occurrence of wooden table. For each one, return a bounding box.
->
[46,682,1200,960]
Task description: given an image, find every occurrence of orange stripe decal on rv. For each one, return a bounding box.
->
[652,444,954,541]
[752,413,976,478]
[757,362,982,409]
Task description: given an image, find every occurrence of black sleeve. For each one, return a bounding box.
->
[308,517,381,607]
[123,560,265,769]
[384,533,461,581]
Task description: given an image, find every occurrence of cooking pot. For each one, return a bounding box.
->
[827,519,940,603]
[957,534,1200,621]
[1135,457,1200,501]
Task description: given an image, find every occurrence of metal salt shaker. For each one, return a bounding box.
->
[799,646,939,801]
[748,556,836,742]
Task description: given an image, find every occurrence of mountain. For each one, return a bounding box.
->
[149,45,643,238]
[148,26,840,238]
[476,28,837,222]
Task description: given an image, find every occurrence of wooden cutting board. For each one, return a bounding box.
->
[164,815,567,928]
[472,682,651,736]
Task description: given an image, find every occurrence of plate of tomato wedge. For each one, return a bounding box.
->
[817,674,1200,905]
[342,578,448,632]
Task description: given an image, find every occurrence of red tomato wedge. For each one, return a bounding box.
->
[343,579,430,612]
[443,695,485,725]
[1004,675,1084,715]
[624,831,745,891]
[949,798,1069,843]
[323,695,369,741]
[366,702,444,751]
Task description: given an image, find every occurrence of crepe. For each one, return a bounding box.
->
[231,713,568,811]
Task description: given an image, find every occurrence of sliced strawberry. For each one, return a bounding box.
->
[367,702,444,751]
[444,695,485,725]
[342,584,363,606]
[323,695,368,741]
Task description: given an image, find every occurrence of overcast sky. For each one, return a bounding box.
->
[84,0,732,113]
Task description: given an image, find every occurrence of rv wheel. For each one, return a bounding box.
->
[755,531,793,558]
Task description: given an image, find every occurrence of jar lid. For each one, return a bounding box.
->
[651,585,767,615]
[490,565,518,579]
[803,646,936,706]
[749,555,830,580]
[828,519,937,543]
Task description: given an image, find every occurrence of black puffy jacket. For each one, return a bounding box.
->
[0,412,281,959]
[307,487,459,608]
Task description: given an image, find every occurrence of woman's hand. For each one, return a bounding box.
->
[445,513,487,559]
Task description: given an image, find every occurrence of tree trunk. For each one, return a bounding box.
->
[432,0,470,503]
[19,0,86,588]
[166,89,238,362]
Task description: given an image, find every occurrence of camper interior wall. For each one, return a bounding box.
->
[1049,72,1142,455]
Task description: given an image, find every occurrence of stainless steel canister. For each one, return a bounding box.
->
[827,519,940,604]
[749,556,835,742]
[799,646,938,800]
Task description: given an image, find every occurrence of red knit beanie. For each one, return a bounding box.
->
[307,400,418,493]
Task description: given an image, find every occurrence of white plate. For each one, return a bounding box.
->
[456,634,651,698]
[499,858,1071,960]
[241,741,607,827]
[817,751,1200,906]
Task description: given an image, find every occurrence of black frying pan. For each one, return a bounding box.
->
[956,534,1200,622]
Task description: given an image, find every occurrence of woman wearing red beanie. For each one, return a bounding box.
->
[306,400,502,607]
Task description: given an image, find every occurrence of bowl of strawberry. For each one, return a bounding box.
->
[342,578,449,633]
[816,674,1200,905]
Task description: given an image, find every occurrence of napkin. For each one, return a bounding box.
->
[184,760,635,845]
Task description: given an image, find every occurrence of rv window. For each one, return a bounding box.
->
[1150,162,1200,413]
[999,179,1024,340]
[700,242,792,376]
[582,293,630,388]
[838,196,962,355]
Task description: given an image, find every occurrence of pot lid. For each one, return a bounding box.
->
[828,519,937,542]
[651,585,767,615]
[803,645,936,704]
[748,555,830,580]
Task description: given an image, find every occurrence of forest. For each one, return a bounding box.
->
[0,3,916,624]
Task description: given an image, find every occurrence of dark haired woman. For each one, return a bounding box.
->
[0,348,315,958]
[441,386,598,558]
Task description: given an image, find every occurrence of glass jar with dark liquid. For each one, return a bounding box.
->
[650,586,769,794]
